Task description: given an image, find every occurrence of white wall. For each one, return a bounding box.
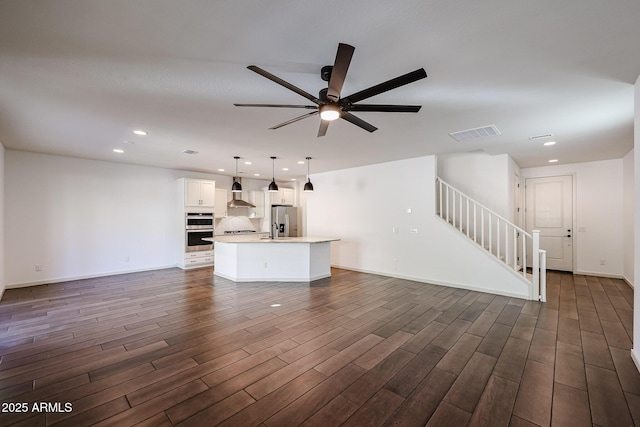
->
[0,143,4,299]
[4,150,233,287]
[521,159,624,278]
[623,149,634,286]
[437,152,520,221]
[307,156,530,299]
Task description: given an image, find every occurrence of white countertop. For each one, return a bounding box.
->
[209,236,340,244]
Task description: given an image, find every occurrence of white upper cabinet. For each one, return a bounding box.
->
[250,190,265,218]
[214,188,228,218]
[183,179,215,207]
[269,187,295,206]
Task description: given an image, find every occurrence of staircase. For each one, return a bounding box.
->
[436,177,547,301]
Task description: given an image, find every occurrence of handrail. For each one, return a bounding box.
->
[436,176,546,301]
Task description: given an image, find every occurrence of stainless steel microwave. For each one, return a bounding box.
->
[185,212,214,229]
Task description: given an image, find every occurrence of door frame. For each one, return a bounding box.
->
[523,172,577,273]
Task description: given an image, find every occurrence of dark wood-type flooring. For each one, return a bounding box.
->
[0,267,638,426]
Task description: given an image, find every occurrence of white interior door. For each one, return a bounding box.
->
[525,175,573,271]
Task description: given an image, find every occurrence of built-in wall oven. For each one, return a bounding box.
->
[185,212,214,252]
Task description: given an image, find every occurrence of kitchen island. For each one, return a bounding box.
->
[210,236,340,282]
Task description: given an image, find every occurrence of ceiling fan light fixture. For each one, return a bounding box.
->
[319,104,340,121]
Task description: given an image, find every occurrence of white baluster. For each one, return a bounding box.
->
[488,213,493,255]
[522,234,527,278]
[496,218,500,260]
[532,230,540,300]
[540,249,547,302]
[504,222,508,267]
[466,198,470,238]
[459,193,463,232]
[513,229,517,271]
[439,179,443,218]
[481,209,485,248]
[473,204,477,243]
[446,185,450,224]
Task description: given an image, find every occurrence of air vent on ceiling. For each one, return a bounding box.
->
[528,133,554,140]
[449,125,501,142]
[182,149,198,155]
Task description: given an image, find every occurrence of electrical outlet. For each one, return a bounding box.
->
[263,262,268,268]
[406,208,412,214]
[410,228,418,234]
[599,259,606,265]
[392,227,399,233]
[35,264,42,272]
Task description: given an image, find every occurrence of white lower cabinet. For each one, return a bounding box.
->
[182,250,214,268]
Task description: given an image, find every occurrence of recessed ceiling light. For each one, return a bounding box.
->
[254,173,260,176]
[290,178,296,181]
[270,303,281,307]
[182,149,198,155]
[548,159,558,163]
[244,161,252,165]
[113,148,124,153]
[543,141,556,146]
[122,140,134,145]
[297,161,305,164]
[133,130,147,136]
[282,168,289,171]
[218,169,225,172]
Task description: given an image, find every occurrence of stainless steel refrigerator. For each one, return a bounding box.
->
[271,206,298,237]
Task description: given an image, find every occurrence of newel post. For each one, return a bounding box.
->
[539,250,547,302]
[532,230,540,300]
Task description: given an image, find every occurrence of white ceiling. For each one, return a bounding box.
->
[1,1,639,181]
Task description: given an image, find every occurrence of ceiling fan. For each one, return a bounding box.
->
[234,43,427,137]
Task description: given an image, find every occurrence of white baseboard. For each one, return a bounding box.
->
[574,270,625,280]
[331,264,530,300]
[631,349,640,374]
[623,276,634,289]
[4,264,178,290]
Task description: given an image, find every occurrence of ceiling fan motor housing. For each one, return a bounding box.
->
[318,88,329,102]
[321,65,333,82]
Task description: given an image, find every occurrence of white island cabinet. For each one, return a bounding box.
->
[211,236,339,282]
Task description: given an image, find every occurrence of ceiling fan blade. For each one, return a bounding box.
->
[340,112,378,133]
[342,68,427,104]
[247,65,320,104]
[317,119,330,137]
[327,43,355,102]
[234,103,318,109]
[269,111,319,130]
[346,104,422,113]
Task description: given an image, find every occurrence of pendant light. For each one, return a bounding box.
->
[268,156,279,192]
[231,156,242,193]
[303,157,314,192]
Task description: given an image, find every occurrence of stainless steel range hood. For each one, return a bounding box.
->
[226,178,255,208]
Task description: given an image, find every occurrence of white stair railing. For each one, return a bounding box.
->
[436,177,546,301]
